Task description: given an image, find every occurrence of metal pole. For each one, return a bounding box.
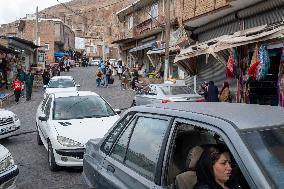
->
[35,6,39,67]
[164,0,170,82]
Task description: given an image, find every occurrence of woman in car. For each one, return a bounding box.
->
[193,144,242,189]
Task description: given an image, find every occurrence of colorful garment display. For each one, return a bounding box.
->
[257,45,270,80]
[247,45,260,80]
[278,43,284,107]
[226,49,235,79]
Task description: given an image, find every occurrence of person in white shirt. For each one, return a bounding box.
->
[117,60,123,80]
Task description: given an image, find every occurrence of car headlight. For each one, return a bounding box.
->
[0,155,15,173]
[57,136,84,147]
[13,114,19,121]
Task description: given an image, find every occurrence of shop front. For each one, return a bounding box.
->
[175,23,284,106]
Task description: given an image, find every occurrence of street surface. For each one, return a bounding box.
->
[1,66,135,189]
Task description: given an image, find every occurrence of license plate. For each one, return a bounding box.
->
[0,126,16,134]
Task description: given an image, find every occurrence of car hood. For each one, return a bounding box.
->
[166,94,203,101]
[51,115,120,144]
[0,109,15,117]
[45,87,77,94]
[0,145,10,161]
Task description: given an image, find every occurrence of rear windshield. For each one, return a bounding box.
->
[241,126,284,188]
[53,95,115,120]
[48,79,75,88]
[160,86,195,95]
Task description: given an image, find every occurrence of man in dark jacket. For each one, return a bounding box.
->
[25,70,34,101]
[206,81,219,102]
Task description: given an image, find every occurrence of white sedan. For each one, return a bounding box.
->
[35,91,120,171]
[44,76,80,97]
[0,144,18,188]
[0,109,20,139]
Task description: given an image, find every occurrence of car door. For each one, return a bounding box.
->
[39,97,53,143]
[99,113,172,189]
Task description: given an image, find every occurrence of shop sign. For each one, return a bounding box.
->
[170,27,192,47]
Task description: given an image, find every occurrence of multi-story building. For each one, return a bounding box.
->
[175,0,284,105]
[0,16,75,64]
[112,0,185,79]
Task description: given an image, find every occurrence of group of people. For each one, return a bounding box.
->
[95,61,114,88]
[199,81,232,102]
[12,68,34,103]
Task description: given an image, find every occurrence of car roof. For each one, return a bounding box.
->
[131,102,284,130]
[51,91,100,98]
[50,76,73,80]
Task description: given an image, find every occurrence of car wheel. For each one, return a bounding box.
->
[37,126,43,145]
[48,141,60,171]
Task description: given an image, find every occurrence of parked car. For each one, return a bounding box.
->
[89,59,100,66]
[0,109,20,139]
[36,91,120,171]
[43,76,80,98]
[132,84,204,106]
[82,103,284,189]
[0,144,19,188]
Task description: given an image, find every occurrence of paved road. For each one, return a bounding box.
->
[1,66,135,189]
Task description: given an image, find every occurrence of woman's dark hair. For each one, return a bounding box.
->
[195,144,231,189]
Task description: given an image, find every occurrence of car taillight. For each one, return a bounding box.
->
[195,99,206,102]
[161,99,175,103]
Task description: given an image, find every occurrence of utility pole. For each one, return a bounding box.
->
[164,0,171,81]
[35,6,40,66]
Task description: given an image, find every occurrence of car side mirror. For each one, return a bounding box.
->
[39,114,48,121]
[114,109,121,114]
[75,84,80,88]
[43,85,47,89]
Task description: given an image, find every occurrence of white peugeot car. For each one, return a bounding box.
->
[35,91,120,171]
[0,109,20,139]
[0,145,18,188]
[44,76,80,98]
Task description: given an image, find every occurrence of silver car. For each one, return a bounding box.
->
[82,103,284,189]
[133,84,204,106]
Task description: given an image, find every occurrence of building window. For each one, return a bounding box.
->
[128,15,133,29]
[44,43,49,50]
[151,3,158,18]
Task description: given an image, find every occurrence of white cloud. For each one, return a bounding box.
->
[0,0,71,25]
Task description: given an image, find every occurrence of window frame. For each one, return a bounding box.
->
[43,97,53,119]
[127,15,133,30]
[150,3,159,18]
[109,113,173,185]
[100,112,135,154]
[162,117,257,188]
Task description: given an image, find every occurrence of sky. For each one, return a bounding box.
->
[0,0,71,25]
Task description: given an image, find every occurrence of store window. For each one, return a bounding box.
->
[44,43,49,50]
[128,15,133,30]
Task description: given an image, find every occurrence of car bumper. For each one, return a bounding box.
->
[0,165,19,189]
[0,124,20,140]
[54,148,85,167]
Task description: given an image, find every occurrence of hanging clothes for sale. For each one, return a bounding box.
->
[257,45,270,80]
[247,45,260,80]
[278,43,284,107]
[226,49,235,79]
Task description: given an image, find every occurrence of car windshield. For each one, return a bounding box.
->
[160,86,195,95]
[241,126,284,188]
[48,79,75,88]
[53,95,115,120]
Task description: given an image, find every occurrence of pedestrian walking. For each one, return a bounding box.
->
[104,64,112,87]
[131,69,139,90]
[206,81,219,102]
[219,81,232,102]
[18,67,26,98]
[117,61,123,80]
[198,81,208,100]
[96,70,103,87]
[42,69,50,86]
[25,70,34,101]
[121,67,131,90]
[66,58,71,72]
[12,76,22,104]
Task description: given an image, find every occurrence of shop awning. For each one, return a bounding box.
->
[0,44,20,54]
[175,24,284,64]
[147,47,180,55]
[54,52,68,57]
[129,41,156,53]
